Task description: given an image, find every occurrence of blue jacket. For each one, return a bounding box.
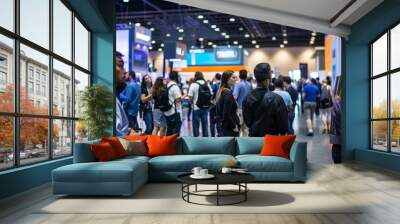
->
[120,80,141,116]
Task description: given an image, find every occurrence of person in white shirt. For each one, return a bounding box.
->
[188,71,212,137]
[164,71,183,136]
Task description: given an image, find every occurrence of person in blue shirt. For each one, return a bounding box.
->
[233,69,252,136]
[115,51,129,136]
[302,78,320,136]
[120,71,141,131]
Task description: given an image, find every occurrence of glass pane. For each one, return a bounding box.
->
[372,77,387,119]
[392,120,400,153]
[20,117,49,165]
[74,69,89,118]
[20,44,49,115]
[53,119,72,158]
[75,120,88,143]
[0,116,14,170]
[391,72,400,118]
[53,0,72,60]
[391,24,400,70]
[372,33,387,76]
[53,59,72,117]
[20,0,49,49]
[0,34,14,112]
[0,0,14,31]
[372,121,388,151]
[74,18,89,70]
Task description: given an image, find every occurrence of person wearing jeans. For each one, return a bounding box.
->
[163,71,183,136]
[140,74,154,134]
[302,78,320,136]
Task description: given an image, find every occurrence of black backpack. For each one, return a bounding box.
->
[195,81,212,109]
[154,84,175,112]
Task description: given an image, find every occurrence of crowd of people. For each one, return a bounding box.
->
[115,52,337,141]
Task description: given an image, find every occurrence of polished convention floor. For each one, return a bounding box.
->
[1,108,400,224]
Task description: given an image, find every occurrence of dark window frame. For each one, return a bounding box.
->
[0,0,92,171]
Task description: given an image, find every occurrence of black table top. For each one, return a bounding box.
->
[177,172,255,185]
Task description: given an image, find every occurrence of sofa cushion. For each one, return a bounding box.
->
[101,137,127,158]
[149,154,235,172]
[236,137,263,155]
[180,137,235,155]
[236,155,293,172]
[73,140,100,163]
[147,134,178,157]
[91,142,118,162]
[260,135,296,159]
[118,138,147,156]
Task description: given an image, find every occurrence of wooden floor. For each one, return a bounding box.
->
[1,111,400,224]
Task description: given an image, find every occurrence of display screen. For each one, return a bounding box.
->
[187,46,243,66]
[133,50,147,69]
[215,47,239,61]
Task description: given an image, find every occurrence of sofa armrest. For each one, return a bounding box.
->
[289,142,307,182]
[73,140,100,163]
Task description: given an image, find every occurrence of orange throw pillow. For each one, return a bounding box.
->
[91,142,117,162]
[146,134,178,157]
[260,135,296,159]
[101,137,126,158]
[124,135,148,142]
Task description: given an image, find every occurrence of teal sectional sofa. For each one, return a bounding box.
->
[52,137,307,196]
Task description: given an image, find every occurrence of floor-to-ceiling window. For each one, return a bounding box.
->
[370,22,400,153]
[0,0,91,170]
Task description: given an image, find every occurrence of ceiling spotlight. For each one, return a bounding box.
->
[200,45,204,49]
[150,27,155,31]
[233,41,238,45]
[283,33,287,37]
[225,35,230,39]
[238,45,243,48]
[229,17,235,22]
[212,44,217,48]
[178,29,184,33]
[135,22,141,27]
[312,32,316,36]
[251,40,256,44]
[244,34,250,38]
[198,37,204,41]
[310,41,314,45]
[255,45,260,48]
[158,48,162,51]
[160,43,164,47]
[128,21,132,25]
[166,33,171,37]
[311,36,315,41]
[238,27,244,31]
[208,42,213,46]
[149,46,153,50]
[197,15,204,19]
[191,45,195,49]
[214,28,220,32]
[178,37,183,41]
[151,40,156,44]
[280,44,284,48]
[211,25,217,29]
[203,20,209,24]
[123,0,130,3]
[283,40,288,44]
[272,36,276,40]
[221,32,226,36]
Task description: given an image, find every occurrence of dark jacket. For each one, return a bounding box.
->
[330,97,341,145]
[243,87,288,137]
[216,89,240,131]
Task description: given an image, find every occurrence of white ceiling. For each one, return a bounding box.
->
[165,0,384,37]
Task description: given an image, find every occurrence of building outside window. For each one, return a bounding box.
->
[370,23,400,153]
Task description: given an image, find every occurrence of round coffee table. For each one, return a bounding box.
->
[177,173,255,206]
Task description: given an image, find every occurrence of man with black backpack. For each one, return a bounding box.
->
[242,63,288,137]
[161,71,183,136]
[188,71,212,137]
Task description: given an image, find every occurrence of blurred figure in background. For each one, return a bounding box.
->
[120,71,141,132]
[283,76,298,134]
[320,78,334,134]
[273,78,293,133]
[330,89,342,164]
[233,69,252,136]
[140,74,154,135]
[115,51,129,136]
[151,77,167,136]
[302,78,320,136]
[210,73,221,137]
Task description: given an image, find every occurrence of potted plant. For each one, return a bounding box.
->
[79,84,113,140]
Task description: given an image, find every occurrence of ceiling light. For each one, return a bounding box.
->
[151,40,156,44]
[158,48,162,51]
[191,45,195,49]
[225,35,230,39]
[211,25,217,29]
[255,45,260,48]
[208,42,213,46]
[310,41,314,45]
[200,45,204,49]
[283,40,288,44]
[166,33,171,37]
[135,22,141,27]
[197,15,204,19]
[149,46,152,50]
[229,18,235,22]
[272,36,276,41]
[178,37,183,41]
[203,20,208,24]
[128,21,132,25]
[311,36,315,41]
[312,32,316,36]
[160,43,164,47]
[198,37,204,41]
[221,32,226,36]
[283,33,287,37]
[238,45,243,48]
[178,29,184,33]
[244,34,250,38]
[150,27,155,31]
[212,44,217,48]
[123,0,130,3]
[233,41,238,45]
[238,27,243,31]
[251,40,256,44]
[214,28,220,32]
[280,44,284,48]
